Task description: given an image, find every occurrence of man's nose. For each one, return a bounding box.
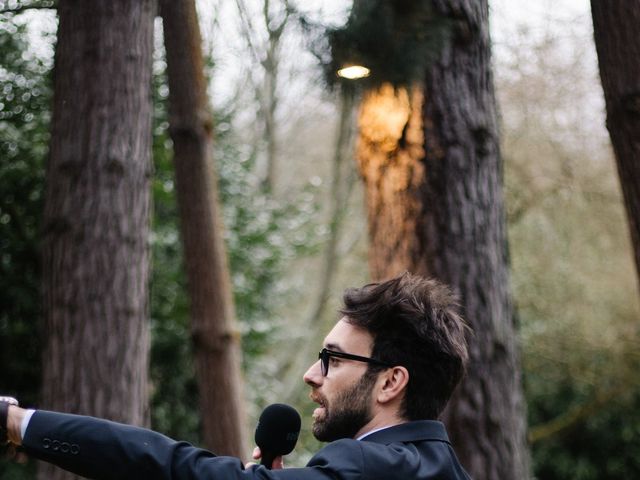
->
[303,358,323,387]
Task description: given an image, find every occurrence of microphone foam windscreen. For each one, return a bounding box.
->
[254,403,301,456]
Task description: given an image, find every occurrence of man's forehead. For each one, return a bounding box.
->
[322,318,373,353]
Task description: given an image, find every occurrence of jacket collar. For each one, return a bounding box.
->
[360,420,450,445]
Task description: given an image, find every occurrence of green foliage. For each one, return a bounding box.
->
[529,385,640,479]
[499,23,640,479]
[321,0,449,91]
[0,10,52,480]
[148,50,321,441]
[146,54,199,442]
[0,10,51,406]
[216,113,321,358]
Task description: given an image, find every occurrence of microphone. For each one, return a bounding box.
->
[254,403,301,469]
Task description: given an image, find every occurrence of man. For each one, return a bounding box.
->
[1,272,471,479]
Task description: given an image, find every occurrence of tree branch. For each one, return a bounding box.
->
[234,0,261,65]
[528,384,629,444]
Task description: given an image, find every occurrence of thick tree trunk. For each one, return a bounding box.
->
[41,1,154,479]
[357,84,426,276]
[159,0,248,458]
[356,1,529,479]
[591,1,640,292]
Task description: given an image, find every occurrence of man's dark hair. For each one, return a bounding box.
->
[340,272,469,421]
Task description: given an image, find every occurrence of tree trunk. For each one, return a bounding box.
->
[41,1,154,479]
[591,1,640,292]
[159,0,248,458]
[357,84,426,277]
[259,0,289,191]
[356,1,529,479]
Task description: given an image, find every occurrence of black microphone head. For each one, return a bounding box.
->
[254,403,301,456]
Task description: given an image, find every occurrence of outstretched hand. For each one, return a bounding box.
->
[244,447,284,470]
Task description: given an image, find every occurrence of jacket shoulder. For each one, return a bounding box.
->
[306,439,365,479]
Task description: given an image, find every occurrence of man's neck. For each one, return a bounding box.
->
[354,413,407,440]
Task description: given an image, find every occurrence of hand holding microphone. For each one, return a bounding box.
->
[253,403,301,470]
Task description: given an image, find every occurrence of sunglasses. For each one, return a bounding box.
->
[318,348,392,376]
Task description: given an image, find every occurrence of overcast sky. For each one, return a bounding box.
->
[491,0,594,49]
[17,0,599,119]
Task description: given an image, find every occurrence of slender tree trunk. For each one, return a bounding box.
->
[159,0,248,458]
[356,1,529,479]
[262,64,278,191]
[591,1,640,292]
[41,1,154,479]
[258,0,289,191]
[281,91,357,402]
[261,26,279,192]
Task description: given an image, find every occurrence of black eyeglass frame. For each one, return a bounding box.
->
[318,348,392,377]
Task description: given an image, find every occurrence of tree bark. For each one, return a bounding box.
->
[159,0,248,458]
[41,1,154,479]
[356,1,529,479]
[591,1,640,292]
[357,84,426,277]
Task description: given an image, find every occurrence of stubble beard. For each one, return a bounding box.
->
[312,370,377,442]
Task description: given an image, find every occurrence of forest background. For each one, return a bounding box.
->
[1,0,639,479]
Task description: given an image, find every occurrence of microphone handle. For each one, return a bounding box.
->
[260,451,278,470]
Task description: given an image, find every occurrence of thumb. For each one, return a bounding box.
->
[244,447,261,469]
[252,447,261,460]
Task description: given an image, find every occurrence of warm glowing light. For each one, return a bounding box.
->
[337,65,370,80]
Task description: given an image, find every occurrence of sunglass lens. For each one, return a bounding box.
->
[319,350,328,376]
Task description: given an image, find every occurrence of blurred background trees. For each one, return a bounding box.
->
[39,3,156,479]
[496,4,640,478]
[159,0,248,457]
[0,1,52,415]
[1,0,639,479]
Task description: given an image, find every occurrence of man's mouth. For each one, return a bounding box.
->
[312,405,326,420]
[310,394,327,419]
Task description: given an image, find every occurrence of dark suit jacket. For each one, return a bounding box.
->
[22,411,471,479]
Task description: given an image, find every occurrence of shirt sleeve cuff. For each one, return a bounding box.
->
[20,409,36,441]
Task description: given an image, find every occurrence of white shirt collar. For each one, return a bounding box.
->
[356,425,395,441]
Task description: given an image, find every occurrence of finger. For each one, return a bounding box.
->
[252,446,261,460]
[271,455,284,470]
[245,461,257,469]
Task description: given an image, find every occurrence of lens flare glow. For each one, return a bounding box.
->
[337,65,370,80]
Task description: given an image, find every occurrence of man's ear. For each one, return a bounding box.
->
[376,366,409,404]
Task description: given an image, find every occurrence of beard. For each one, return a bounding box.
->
[312,370,377,442]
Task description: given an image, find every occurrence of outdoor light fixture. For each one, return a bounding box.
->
[337,65,370,79]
